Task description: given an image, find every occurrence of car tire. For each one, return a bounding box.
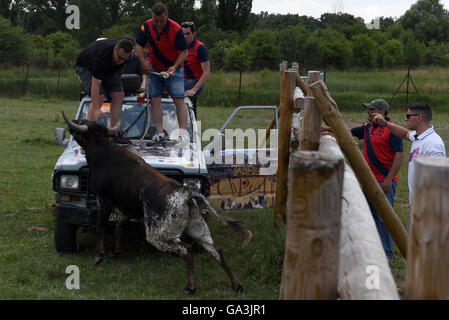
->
[54,217,79,252]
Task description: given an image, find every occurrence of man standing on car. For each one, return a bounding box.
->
[350,99,404,260]
[76,37,133,134]
[182,21,211,118]
[136,2,189,143]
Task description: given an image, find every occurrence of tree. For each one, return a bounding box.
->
[403,32,425,67]
[196,0,217,32]
[31,34,53,67]
[208,39,232,69]
[278,24,309,66]
[351,34,378,67]
[224,43,248,102]
[314,28,353,69]
[244,29,280,70]
[381,39,404,67]
[400,0,449,43]
[0,15,31,66]
[320,12,364,31]
[217,0,252,31]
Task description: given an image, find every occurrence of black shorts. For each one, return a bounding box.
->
[76,66,123,96]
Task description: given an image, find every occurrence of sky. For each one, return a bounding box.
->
[251,0,449,23]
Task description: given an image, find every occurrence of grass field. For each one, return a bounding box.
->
[2,66,449,111]
[0,67,448,299]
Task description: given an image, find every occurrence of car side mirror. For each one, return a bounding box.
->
[54,128,69,147]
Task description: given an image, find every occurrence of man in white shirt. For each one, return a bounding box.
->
[372,102,446,209]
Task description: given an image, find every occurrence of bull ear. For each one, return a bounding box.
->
[61,111,88,133]
[107,119,122,135]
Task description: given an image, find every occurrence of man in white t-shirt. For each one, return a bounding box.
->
[373,102,446,210]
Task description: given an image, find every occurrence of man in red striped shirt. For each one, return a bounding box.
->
[182,21,211,117]
[136,3,189,143]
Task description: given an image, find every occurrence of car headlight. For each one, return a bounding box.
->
[183,178,201,192]
[60,175,80,190]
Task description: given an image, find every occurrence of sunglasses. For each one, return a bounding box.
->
[182,21,195,32]
[406,113,420,119]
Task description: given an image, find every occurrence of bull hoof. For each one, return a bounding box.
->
[185,286,197,295]
[232,283,244,293]
[93,255,103,265]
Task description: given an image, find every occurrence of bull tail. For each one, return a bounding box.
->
[189,192,253,247]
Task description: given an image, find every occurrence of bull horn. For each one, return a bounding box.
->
[61,111,88,133]
[107,119,122,135]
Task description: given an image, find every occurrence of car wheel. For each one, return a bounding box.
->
[54,217,79,252]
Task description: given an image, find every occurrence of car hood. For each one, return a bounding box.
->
[54,139,206,174]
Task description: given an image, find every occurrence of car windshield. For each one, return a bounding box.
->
[78,100,193,140]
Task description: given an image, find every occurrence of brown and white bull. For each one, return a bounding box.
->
[61,111,252,294]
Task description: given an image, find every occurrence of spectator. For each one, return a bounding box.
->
[136,2,189,144]
[181,21,211,118]
[75,37,134,145]
[350,99,404,260]
[372,102,446,226]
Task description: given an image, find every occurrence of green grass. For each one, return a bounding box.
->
[5,66,449,111]
[1,66,449,299]
[0,97,284,299]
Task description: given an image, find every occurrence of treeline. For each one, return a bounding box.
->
[2,0,449,72]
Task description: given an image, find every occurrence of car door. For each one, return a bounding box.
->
[204,106,278,210]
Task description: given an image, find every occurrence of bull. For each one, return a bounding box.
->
[61,111,252,294]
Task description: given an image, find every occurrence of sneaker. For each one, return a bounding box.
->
[152,131,166,142]
[113,134,131,146]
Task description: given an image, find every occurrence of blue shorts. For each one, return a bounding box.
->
[149,67,185,99]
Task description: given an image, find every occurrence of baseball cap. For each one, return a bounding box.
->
[362,99,390,111]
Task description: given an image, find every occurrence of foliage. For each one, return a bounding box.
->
[2,0,449,71]
[217,0,252,31]
[0,15,31,66]
[351,34,378,67]
[244,29,280,70]
[400,0,449,43]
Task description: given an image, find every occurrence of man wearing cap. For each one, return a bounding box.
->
[372,102,446,228]
[351,99,404,260]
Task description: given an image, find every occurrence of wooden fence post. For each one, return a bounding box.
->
[275,68,296,225]
[307,79,408,259]
[320,135,399,300]
[299,97,321,151]
[281,150,344,299]
[406,157,449,299]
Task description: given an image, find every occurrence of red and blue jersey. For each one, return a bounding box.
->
[136,18,187,71]
[351,119,403,183]
[184,39,209,80]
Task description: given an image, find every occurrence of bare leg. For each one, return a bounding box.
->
[110,91,124,127]
[150,97,164,134]
[172,97,187,132]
